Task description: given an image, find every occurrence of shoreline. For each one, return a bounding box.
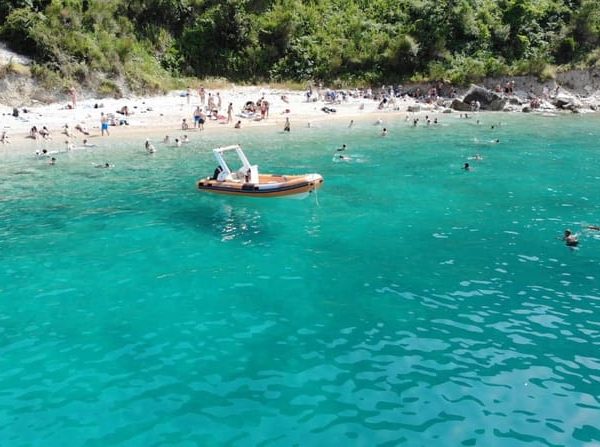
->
[0,85,580,157]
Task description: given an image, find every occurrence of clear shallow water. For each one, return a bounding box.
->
[1,113,599,446]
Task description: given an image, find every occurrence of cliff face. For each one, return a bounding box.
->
[483,70,600,98]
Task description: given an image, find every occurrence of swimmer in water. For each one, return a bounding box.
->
[95,162,112,168]
[337,144,347,151]
[49,157,57,165]
[563,229,579,247]
[145,139,156,153]
[463,162,471,171]
[381,128,388,136]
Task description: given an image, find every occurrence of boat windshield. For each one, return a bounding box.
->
[220,151,244,173]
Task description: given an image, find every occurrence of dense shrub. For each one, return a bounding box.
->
[1,0,600,89]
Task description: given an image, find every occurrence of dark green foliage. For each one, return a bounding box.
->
[1,0,600,90]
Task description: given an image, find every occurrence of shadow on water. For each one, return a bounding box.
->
[168,199,275,244]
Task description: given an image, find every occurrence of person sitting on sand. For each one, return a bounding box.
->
[62,124,73,137]
[181,118,189,130]
[234,120,241,129]
[39,126,51,139]
[563,229,579,247]
[118,105,130,116]
[0,131,10,144]
[28,126,39,139]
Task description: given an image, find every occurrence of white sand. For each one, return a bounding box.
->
[0,86,430,155]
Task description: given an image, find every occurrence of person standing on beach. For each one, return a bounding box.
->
[283,117,290,132]
[217,92,222,110]
[186,86,192,105]
[101,113,109,136]
[69,87,77,109]
[193,106,202,128]
[199,87,205,106]
[207,94,215,111]
[227,103,233,124]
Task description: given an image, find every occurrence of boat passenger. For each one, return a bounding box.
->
[212,165,223,180]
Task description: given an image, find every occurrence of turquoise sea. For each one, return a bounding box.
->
[1,113,599,446]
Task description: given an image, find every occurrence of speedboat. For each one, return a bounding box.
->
[197,145,324,198]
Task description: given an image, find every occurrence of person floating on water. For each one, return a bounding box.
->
[563,229,579,247]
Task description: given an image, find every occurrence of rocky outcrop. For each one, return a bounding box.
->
[462,85,507,111]
[552,92,582,111]
[450,99,472,112]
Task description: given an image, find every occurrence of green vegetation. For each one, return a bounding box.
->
[1,0,600,94]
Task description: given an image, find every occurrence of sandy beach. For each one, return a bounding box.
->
[0,86,442,156]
